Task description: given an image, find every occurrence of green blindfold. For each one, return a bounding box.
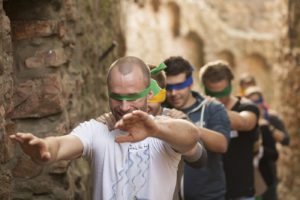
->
[109,79,161,101]
[150,62,167,75]
[204,84,232,98]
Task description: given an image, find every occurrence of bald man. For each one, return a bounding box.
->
[10,56,202,200]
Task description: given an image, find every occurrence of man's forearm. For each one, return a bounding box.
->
[153,118,199,154]
[183,142,207,168]
[199,128,228,153]
[227,111,257,131]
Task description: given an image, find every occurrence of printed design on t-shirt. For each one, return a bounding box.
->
[109,143,150,200]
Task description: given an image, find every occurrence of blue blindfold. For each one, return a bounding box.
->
[166,76,193,90]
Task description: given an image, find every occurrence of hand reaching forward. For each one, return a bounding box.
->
[114,110,158,143]
[10,133,51,164]
[167,108,188,119]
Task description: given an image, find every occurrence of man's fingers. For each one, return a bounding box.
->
[132,110,149,120]
[29,138,42,146]
[122,111,147,123]
[18,133,35,141]
[41,151,51,161]
[10,135,25,143]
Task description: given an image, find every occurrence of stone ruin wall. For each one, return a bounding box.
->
[275,0,300,199]
[122,0,299,199]
[122,0,282,103]
[1,0,300,199]
[0,0,124,199]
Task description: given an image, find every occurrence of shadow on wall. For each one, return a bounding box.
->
[166,2,181,38]
[238,53,273,103]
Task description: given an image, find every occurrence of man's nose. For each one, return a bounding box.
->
[170,89,178,95]
[120,100,131,111]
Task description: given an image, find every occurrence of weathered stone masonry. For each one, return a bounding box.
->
[0,0,124,199]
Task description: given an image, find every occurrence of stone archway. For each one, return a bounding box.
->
[165,2,181,38]
[217,50,236,69]
[238,53,273,104]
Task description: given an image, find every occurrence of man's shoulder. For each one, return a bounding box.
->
[236,97,259,114]
[71,119,113,138]
[206,99,226,112]
[192,91,226,111]
[82,119,108,129]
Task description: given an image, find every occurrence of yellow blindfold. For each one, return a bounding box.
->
[148,89,166,103]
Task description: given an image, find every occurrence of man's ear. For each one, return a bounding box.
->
[147,91,154,100]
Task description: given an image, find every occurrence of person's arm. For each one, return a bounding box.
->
[197,128,228,153]
[182,141,207,168]
[114,110,199,155]
[269,125,286,142]
[165,108,188,119]
[227,110,257,131]
[199,102,231,153]
[10,133,83,165]
[166,108,206,167]
[268,113,290,145]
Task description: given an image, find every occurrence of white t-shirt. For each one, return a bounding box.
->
[71,119,181,200]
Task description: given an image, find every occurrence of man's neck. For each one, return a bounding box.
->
[224,95,238,110]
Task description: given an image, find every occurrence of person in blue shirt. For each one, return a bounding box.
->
[163,56,231,200]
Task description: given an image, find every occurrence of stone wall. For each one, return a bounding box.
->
[0,0,124,199]
[122,0,300,199]
[0,0,14,199]
[276,0,300,199]
[122,0,282,102]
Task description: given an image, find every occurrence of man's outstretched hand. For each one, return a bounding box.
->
[10,133,51,164]
[114,110,159,143]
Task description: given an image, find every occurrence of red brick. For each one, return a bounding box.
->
[49,160,70,175]
[12,156,43,179]
[9,75,64,119]
[11,20,64,40]
[25,48,68,68]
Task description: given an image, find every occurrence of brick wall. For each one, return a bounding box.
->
[0,0,124,199]
[276,0,300,199]
[0,0,14,199]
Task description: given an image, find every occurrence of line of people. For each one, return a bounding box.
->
[10,56,289,200]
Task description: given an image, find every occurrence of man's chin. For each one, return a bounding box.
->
[170,101,183,109]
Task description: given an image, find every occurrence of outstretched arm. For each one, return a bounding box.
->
[227,110,258,131]
[197,128,228,153]
[10,133,83,165]
[115,110,199,155]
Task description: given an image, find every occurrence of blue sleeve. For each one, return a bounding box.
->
[205,102,231,143]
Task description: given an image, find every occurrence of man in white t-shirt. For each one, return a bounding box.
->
[10,56,202,200]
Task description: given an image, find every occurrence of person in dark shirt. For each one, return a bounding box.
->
[245,86,290,200]
[199,61,259,200]
[163,56,231,200]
